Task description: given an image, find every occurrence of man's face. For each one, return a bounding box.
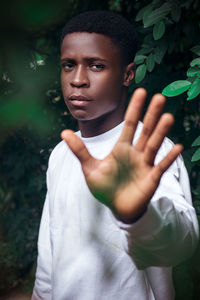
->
[60,32,126,122]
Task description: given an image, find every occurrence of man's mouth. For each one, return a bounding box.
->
[69,95,91,101]
[68,95,92,107]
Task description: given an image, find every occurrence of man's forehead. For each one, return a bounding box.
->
[61,32,120,58]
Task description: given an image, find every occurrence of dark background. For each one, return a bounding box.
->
[0,0,200,299]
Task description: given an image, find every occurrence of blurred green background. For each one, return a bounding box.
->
[0,0,200,299]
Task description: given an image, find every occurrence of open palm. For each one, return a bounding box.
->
[61,88,182,223]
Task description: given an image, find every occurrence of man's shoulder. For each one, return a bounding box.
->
[48,139,69,170]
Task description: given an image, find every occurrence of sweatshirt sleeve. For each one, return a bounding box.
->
[32,174,52,300]
[111,141,199,269]
[31,141,66,300]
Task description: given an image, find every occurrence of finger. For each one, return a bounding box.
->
[61,130,97,173]
[118,88,147,144]
[151,144,183,183]
[144,113,174,165]
[135,94,166,152]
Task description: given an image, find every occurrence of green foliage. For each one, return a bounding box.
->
[190,57,200,67]
[192,148,200,162]
[134,2,200,297]
[0,131,45,292]
[187,77,200,100]
[134,55,146,64]
[134,0,200,85]
[143,3,171,27]
[191,136,200,162]
[187,66,200,77]
[162,80,192,97]
[146,53,155,72]
[135,64,147,83]
[192,136,200,147]
[162,53,200,100]
[0,0,79,293]
[191,45,200,56]
[153,20,165,40]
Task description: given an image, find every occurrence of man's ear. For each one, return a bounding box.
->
[123,62,136,87]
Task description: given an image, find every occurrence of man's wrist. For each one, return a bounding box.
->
[113,206,148,224]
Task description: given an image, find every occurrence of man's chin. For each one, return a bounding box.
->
[71,111,92,121]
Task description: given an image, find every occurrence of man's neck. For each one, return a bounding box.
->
[78,110,124,138]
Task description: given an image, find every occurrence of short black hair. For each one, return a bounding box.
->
[61,10,137,65]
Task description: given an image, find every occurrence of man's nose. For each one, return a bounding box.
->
[70,65,89,88]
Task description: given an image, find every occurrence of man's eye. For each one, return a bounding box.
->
[62,63,74,71]
[91,64,105,71]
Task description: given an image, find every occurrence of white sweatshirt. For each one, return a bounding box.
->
[32,121,199,300]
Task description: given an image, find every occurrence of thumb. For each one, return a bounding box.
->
[61,130,96,171]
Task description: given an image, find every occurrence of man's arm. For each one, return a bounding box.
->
[61,88,183,222]
[32,189,52,299]
[61,88,199,267]
[110,151,199,268]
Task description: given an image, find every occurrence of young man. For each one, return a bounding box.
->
[32,11,199,300]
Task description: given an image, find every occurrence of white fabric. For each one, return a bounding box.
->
[32,121,199,300]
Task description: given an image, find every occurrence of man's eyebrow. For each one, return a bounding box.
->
[86,57,107,62]
[60,57,107,63]
[60,58,75,63]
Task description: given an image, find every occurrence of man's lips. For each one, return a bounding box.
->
[69,95,92,101]
[68,95,92,107]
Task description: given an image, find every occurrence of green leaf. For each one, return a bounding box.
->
[162,80,192,97]
[190,58,200,67]
[135,4,153,21]
[35,53,45,66]
[143,7,153,26]
[192,136,200,147]
[154,43,167,64]
[187,66,200,77]
[137,47,153,56]
[187,77,200,100]
[135,64,147,84]
[134,55,146,65]
[143,3,171,27]
[171,5,181,22]
[181,0,193,9]
[153,21,165,40]
[191,46,200,56]
[192,148,200,162]
[143,34,154,46]
[146,53,155,72]
[36,53,42,61]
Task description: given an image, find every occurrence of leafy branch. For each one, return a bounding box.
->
[134,0,200,162]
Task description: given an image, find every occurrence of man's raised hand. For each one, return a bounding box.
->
[61,88,183,223]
